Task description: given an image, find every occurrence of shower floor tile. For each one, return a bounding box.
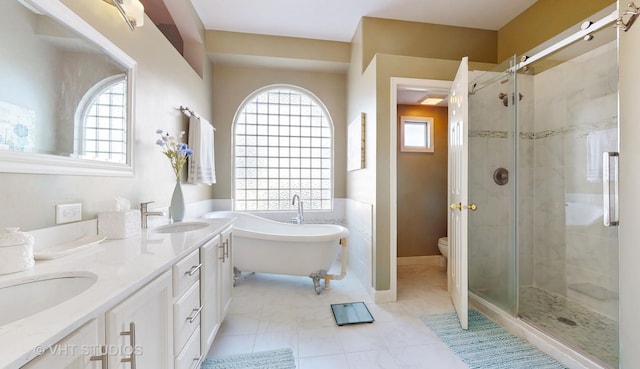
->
[519,286,618,368]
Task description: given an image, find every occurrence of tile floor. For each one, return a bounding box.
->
[206,262,469,368]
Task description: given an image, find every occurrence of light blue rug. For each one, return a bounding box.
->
[200,348,296,369]
[421,310,567,369]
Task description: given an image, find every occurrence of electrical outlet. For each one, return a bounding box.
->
[56,203,82,224]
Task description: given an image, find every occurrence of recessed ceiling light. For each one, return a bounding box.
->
[420,97,444,105]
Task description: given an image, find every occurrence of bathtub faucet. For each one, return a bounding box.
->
[291,194,304,224]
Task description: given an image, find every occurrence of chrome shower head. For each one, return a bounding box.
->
[499,92,509,106]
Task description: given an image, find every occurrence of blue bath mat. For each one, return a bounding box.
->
[421,309,567,369]
[200,348,295,369]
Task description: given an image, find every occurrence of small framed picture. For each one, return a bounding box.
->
[347,113,365,171]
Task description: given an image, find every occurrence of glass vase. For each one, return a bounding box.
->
[170,179,185,222]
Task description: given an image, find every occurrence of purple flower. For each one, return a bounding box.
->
[155,128,191,179]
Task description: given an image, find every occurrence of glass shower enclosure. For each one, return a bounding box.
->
[467,4,619,368]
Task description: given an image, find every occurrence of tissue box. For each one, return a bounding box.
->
[98,210,141,239]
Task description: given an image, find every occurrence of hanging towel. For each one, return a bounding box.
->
[188,115,216,185]
[586,128,616,183]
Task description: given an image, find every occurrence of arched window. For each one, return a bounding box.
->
[233,85,333,211]
[75,75,127,163]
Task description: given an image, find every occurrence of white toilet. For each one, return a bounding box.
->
[438,237,448,259]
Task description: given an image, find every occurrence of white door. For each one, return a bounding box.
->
[448,57,469,329]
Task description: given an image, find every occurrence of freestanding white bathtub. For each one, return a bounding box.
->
[202,211,349,294]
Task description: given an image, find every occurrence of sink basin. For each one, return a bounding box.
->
[0,272,97,326]
[152,221,209,233]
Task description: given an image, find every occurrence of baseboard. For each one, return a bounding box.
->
[397,255,445,267]
[371,287,395,303]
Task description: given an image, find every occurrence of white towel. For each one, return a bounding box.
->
[586,128,617,183]
[188,115,216,185]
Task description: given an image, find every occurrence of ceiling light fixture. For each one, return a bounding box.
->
[103,0,144,31]
[420,97,444,105]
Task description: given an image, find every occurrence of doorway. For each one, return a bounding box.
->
[390,77,452,300]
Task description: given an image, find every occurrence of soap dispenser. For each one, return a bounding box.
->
[0,228,35,274]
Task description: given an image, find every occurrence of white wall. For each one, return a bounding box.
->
[0,0,214,231]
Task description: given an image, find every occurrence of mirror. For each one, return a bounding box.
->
[0,0,135,176]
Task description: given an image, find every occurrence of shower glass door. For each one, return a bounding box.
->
[467,56,517,314]
[515,12,619,368]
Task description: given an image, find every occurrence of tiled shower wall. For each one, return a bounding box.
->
[527,40,619,318]
[468,69,515,306]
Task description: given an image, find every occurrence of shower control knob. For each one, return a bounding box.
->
[493,168,509,185]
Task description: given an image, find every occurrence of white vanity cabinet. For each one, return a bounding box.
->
[106,270,173,369]
[21,319,103,369]
[218,226,233,320]
[21,272,172,369]
[200,226,233,357]
[200,234,221,354]
[13,218,236,369]
[172,248,203,369]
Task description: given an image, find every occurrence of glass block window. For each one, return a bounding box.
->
[77,75,127,163]
[234,85,333,211]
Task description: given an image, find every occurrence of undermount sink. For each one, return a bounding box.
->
[0,272,97,326]
[152,221,209,233]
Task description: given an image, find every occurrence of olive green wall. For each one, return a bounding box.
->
[205,30,350,68]
[361,17,498,71]
[497,0,614,61]
[348,16,500,291]
[397,105,448,258]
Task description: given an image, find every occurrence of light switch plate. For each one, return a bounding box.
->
[56,203,82,224]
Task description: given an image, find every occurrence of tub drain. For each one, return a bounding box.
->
[557,317,577,326]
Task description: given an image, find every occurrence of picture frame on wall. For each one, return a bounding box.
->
[347,112,366,171]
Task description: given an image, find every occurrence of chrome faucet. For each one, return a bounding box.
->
[291,194,304,224]
[140,201,165,229]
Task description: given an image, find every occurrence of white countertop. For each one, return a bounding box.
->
[0,217,234,369]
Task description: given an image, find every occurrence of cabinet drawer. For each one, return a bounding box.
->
[174,281,202,352]
[173,249,201,297]
[175,326,201,369]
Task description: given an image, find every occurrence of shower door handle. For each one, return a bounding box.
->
[603,152,619,226]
